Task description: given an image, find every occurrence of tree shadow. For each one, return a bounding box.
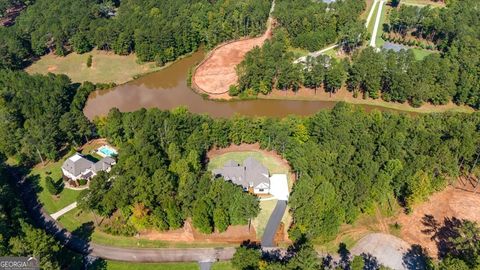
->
[421,215,463,258]
[72,222,95,242]
[361,253,381,270]
[87,257,107,270]
[337,242,351,269]
[402,244,432,270]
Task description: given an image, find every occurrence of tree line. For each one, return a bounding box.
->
[0,0,271,69]
[235,0,480,109]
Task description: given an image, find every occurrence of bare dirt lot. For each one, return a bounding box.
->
[396,179,480,258]
[192,19,274,98]
[142,220,257,244]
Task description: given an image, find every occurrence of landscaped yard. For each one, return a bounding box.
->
[208,150,293,240]
[30,140,108,214]
[25,49,162,84]
[30,151,82,213]
[106,261,199,270]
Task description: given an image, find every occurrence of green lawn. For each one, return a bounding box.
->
[211,261,235,270]
[411,47,437,60]
[25,49,162,84]
[29,149,82,213]
[208,151,289,175]
[106,261,199,270]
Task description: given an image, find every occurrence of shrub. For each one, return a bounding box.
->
[228,85,240,96]
[77,178,88,186]
[86,55,93,68]
[46,176,61,195]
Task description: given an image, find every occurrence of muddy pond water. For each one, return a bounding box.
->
[83,49,401,120]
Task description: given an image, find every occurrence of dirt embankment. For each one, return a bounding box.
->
[192,18,274,99]
[141,220,257,243]
[396,179,480,258]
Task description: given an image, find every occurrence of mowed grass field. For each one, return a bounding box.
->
[25,49,161,84]
[208,151,292,239]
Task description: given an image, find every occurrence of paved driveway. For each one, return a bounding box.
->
[261,200,287,247]
[269,174,289,200]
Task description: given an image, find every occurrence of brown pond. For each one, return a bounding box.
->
[84,49,403,120]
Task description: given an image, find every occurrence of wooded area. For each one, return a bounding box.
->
[236,0,480,109]
[0,0,271,69]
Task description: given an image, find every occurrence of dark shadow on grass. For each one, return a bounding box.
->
[72,221,95,242]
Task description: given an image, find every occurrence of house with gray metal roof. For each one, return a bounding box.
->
[62,153,116,181]
[212,157,271,194]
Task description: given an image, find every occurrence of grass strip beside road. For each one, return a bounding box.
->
[106,261,199,270]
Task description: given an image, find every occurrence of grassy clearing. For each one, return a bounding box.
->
[106,261,199,270]
[208,151,288,175]
[211,261,235,270]
[400,0,445,7]
[25,49,161,84]
[289,47,309,58]
[411,47,437,60]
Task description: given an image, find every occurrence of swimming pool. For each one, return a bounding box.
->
[97,145,117,157]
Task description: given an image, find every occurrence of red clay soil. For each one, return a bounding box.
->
[192,19,274,98]
[141,220,257,243]
[396,179,480,258]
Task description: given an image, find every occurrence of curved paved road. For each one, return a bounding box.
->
[13,169,235,262]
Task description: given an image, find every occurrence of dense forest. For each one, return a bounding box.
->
[0,70,95,163]
[236,0,480,109]
[81,104,480,243]
[0,0,271,68]
[273,0,366,52]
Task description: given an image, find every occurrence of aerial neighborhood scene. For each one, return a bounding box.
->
[1,0,480,269]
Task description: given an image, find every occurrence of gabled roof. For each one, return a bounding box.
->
[213,157,270,189]
[91,157,116,173]
[62,153,94,177]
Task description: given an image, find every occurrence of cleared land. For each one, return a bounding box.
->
[396,180,480,258]
[192,19,273,98]
[207,144,294,243]
[25,49,161,84]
